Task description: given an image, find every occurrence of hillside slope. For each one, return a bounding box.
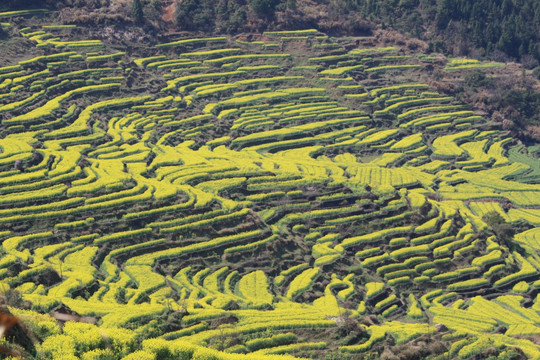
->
[0,9,539,360]
[2,0,539,65]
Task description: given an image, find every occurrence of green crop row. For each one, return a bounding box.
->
[156,36,227,47]
[54,217,94,231]
[470,249,503,268]
[236,270,274,307]
[349,46,397,56]
[314,254,341,266]
[362,240,398,259]
[124,264,166,304]
[108,240,167,268]
[85,183,147,205]
[432,130,478,158]
[397,104,465,120]
[0,197,84,218]
[67,175,109,197]
[0,78,11,90]
[246,332,297,351]
[237,65,279,71]
[94,228,152,245]
[42,24,76,29]
[257,342,327,355]
[264,29,318,35]
[514,228,540,251]
[357,129,399,145]
[414,217,440,234]
[279,204,365,227]
[454,297,520,325]
[133,55,167,67]
[6,264,51,287]
[385,95,417,106]
[52,40,103,48]
[447,278,489,291]
[162,70,244,91]
[19,51,76,66]
[445,62,503,71]
[144,328,331,359]
[375,294,397,310]
[0,185,154,225]
[158,208,249,234]
[197,76,304,98]
[0,9,48,17]
[384,269,416,281]
[494,253,537,287]
[58,67,119,79]
[411,220,453,246]
[407,294,423,318]
[127,230,264,266]
[340,225,412,249]
[375,96,453,116]
[400,110,475,129]
[364,282,384,299]
[232,115,363,147]
[5,83,121,125]
[0,90,45,115]
[376,260,410,277]
[390,133,424,151]
[320,65,363,75]
[432,233,475,257]
[123,197,195,221]
[12,68,50,85]
[162,322,209,340]
[366,64,421,72]
[207,87,326,114]
[339,326,386,353]
[46,61,66,69]
[0,64,21,74]
[286,267,320,299]
[45,95,151,138]
[87,52,125,62]
[3,231,53,255]
[204,53,290,64]
[389,244,430,260]
[224,234,278,254]
[279,110,364,126]
[0,70,25,83]
[308,54,349,62]
[152,60,200,69]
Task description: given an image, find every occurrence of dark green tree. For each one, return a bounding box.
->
[436,0,454,29]
[131,0,144,24]
[250,0,279,16]
[175,0,214,31]
[354,0,539,63]
[286,0,296,10]
[501,90,540,125]
[482,211,515,249]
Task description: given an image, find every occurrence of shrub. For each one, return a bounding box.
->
[121,351,155,360]
[42,335,76,358]
[250,0,279,15]
[81,348,115,360]
[245,332,297,351]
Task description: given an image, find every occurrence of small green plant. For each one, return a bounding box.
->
[131,0,144,24]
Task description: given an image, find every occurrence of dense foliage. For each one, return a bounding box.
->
[356,0,540,63]
[2,0,539,65]
[174,0,540,64]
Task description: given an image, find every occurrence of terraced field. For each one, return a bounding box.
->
[1,10,540,360]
